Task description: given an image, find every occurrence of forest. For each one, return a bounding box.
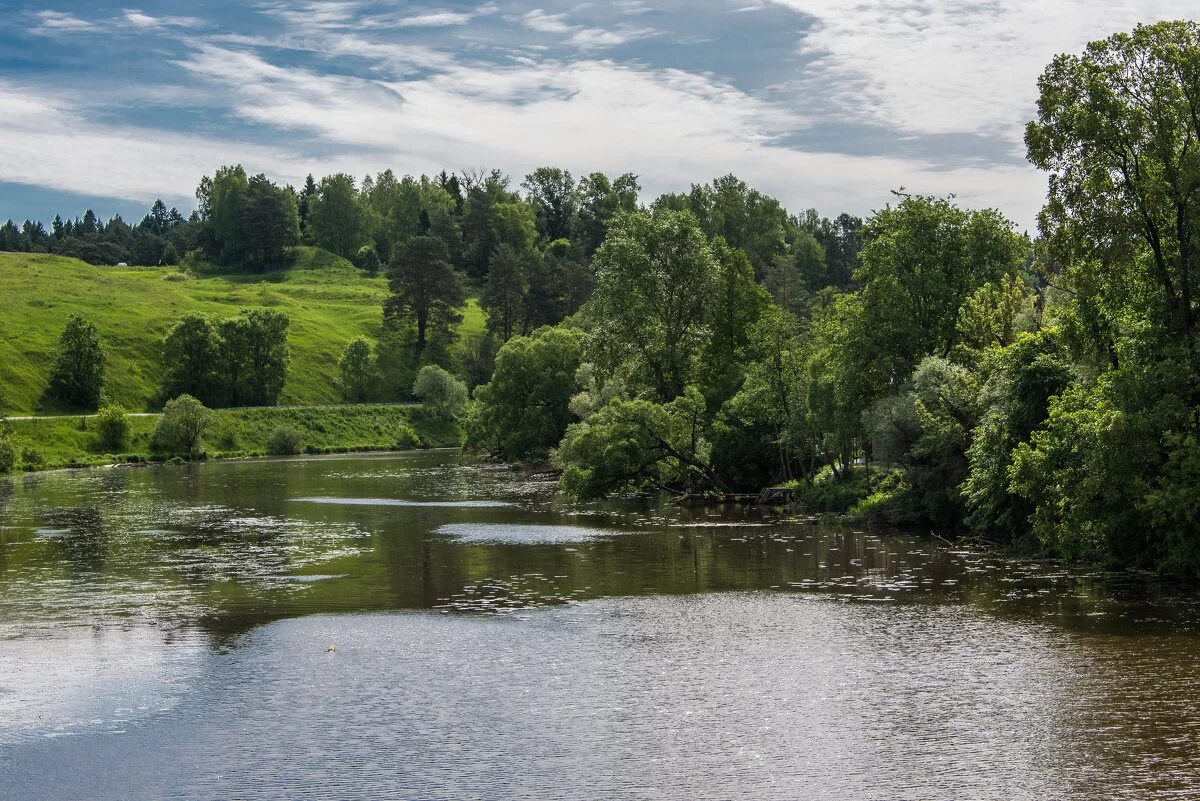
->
[3,21,1198,576]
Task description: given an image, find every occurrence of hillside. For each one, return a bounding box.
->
[0,248,485,414]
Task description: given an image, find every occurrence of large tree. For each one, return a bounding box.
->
[161,313,223,406]
[481,243,531,341]
[465,326,584,460]
[856,195,1027,389]
[384,236,466,348]
[308,173,369,260]
[1026,20,1200,358]
[523,167,577,242]
[217,309,290,407]
[47,314,106,410]
[585,208,718,402]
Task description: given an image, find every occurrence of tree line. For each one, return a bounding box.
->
[30,309,289,413]
[461,21,1200,578]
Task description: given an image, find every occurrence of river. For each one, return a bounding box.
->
[1,451,1198,799]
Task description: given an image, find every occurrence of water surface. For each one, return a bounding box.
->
[1,452,1197,799]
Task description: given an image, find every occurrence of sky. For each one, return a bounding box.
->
[0,1,1195,230]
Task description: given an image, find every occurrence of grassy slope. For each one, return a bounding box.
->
[0,248,485,415]
[7,405,461,471]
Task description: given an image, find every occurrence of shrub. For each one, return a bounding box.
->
[395,421,421,450]
[266,424,305,456]
[412,365,468,419]
[355,244,381,276]
[152,394,214,458]
[0,434,14,475]
[95,404,130,451]
[20,448,45,471]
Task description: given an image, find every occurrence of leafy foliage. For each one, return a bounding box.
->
[465,326,584,460]
[47,314,106,410]
[152,394,215,458]
[412,365,468,419]
[94,404,130,451]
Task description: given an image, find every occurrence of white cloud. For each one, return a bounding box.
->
[121,9,204,29]
[0,81,375,204]
[32,10,94,32]
[165,45,1044,226]
[770,0,1200,140]
[523,9,575,34]
[522,8,659,51]
[569,26,657,49]
[396,11,474,27]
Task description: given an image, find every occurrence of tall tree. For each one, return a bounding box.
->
[856,195,1026,388]
[47,314,106,410]
[161,314,223,406]
[384,236,466,348]
[481,243,531,341]
[585,208,718,401]
[523,167,577,242]
[218,309,290,407]
[1026,20,1200,356]
[309,173,369,260]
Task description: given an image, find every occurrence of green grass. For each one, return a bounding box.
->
[0,248,485,415]
[6,404,462,471]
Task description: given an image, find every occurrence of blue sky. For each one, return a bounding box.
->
[0,1,1194,229]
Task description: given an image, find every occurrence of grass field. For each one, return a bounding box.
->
[0,248,486,415]
[6,404,462,471]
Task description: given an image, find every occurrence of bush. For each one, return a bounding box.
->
[797,466,872,514]
[0,434,14,475]
[412,365,469,419]
[152,394,214,458]
[266,424,305,456]
[20,448,45,471]
[395,421,421,450]
[95,404,130,451]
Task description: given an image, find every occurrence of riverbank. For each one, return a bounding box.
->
[3,404,462,472]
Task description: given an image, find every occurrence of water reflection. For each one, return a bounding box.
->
[0,453,1198,800]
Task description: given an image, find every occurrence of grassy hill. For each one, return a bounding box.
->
[0,248,485,415]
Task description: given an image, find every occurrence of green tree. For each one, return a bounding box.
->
[464,326,584,460]
[1026,21,1200,353]
[161,314,223,406]
[555,387,729,498]
[481,243,531,341]
[412,365,468,419]
[572,172,640,259]
[385,236,466,348]
[94,404,130,451]
[856,195,1027,390]
[523,167,577,242]
[340,337,378,402]
[239,173,300,270]
[47,314,105,410]
[308,173,369,260]
[152,394,215,458]
[585,208,717,401]
[218,309,290,407]
[654,175,790,276]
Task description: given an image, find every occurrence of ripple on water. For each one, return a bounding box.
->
[292,497,514,508]
[435,522,620,544]
[9,595,1200,801]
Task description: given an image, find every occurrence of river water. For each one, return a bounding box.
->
[1,451,1198,800]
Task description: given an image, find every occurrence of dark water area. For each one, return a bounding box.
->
[1,452,1198,799]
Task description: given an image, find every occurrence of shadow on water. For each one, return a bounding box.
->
[1,451,1198,644]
